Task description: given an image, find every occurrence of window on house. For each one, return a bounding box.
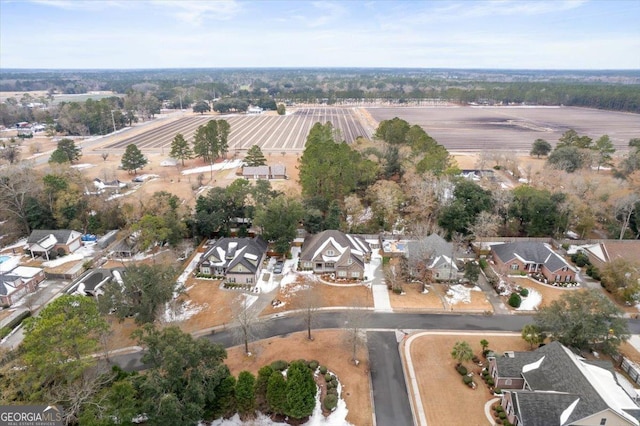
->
[326,262,335,268]
[348,258,353,265]
[565,275,571,282]
[338,270,347,277]
[510,264,519,270]
[351,271,359,278]
[316,263,323,269]
[247,277,253,283]
[556,275,561,281]
[326,249,335,256]
[600,419,607,426]
[304,261,312,268]
[505,379,512,386]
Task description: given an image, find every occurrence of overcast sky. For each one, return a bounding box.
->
[1,0,639,70]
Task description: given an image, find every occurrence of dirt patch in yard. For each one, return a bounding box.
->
[408,333,530,426]
[225,329,372,426]
[389,283,444,311]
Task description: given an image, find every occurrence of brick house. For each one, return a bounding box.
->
[299,230,371,280]
[26,229,82,260]
[0,266,45,306]
[491,242,576,283]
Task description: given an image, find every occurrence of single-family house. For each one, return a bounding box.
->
[198,237,268,284]
[491,242,576,283]
[241,164,287,180]
[580,241,640,270]
[26,229,82,260]
[299,230,371,280]
[405,234,473,281]
[489,341,640,426]
[0,266,45,306]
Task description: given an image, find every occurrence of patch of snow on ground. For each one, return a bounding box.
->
[70,163,94,169]
[445,284,481,305]
[177,253,202,287]
[516,289,542,311]
[0,237,27,252]
[42,253,85,267]
[181,159,243,176]
[164,300,206,322]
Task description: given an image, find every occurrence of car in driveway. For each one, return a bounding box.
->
[273,261,284,274]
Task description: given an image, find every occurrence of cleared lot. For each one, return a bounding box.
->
[366,106,640,152]
[103,107,371,153]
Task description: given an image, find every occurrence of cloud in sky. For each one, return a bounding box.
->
[1,0,639,69]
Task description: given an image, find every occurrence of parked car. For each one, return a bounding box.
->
[273,261,284,274]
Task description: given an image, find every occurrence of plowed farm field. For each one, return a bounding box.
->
[366,105,640,152]
[103,107,372,154]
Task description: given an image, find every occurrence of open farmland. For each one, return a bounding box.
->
[103,107,371,154]
[366,106,640,152]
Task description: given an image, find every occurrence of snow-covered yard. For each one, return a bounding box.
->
[42,244,96,267]
[516,289,542,311]
[181,159,243,176]
[445,284,482,305]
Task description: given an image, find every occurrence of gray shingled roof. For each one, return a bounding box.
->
[300,230,370,262]
[512,391,581,426]
[491,242,570,273]
[494,351,544,378]
[519,342,610,424]
[201,237,267,275]
[27,229,78,245]
[407,234,454,260]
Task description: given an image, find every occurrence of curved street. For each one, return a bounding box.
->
[108,312,640,425]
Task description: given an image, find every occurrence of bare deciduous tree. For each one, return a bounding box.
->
[0,164,41,234]
[344,306,370,365]
[231,296,264,355]
[300,280,322,340]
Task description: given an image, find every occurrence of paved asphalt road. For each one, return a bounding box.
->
[109,312,538,371]
[368,331,413,426]
[108,311,640,424]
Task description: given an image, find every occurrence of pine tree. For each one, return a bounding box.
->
[121,144,148,174]
[255,365,274,413]
[244,145,267,167]
[169,133,193,166]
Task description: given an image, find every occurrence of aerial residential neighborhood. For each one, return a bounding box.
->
[1,1,640,426]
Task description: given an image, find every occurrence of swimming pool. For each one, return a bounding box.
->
[0,255,10,263]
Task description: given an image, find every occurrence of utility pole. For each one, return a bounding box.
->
[110,110,117,133]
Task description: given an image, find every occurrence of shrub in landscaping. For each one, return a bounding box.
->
[327,387,338,396]
[519,288,529,297]
[330,378,338,388]
[319,366,327,375]
[479,258,488,269]
[270,360,288,371]
[472,355,480,364]
[308,360,319,370]
[496,405,504,413]
[326,381,335,390]
[463,376,473,385]
[571,252,590,267]
[325,373,332,382]
[499,412,507,420]
[323,394,338,411]
[508,293,522,308]
[494,388,502,394]
[487,378,495,386]
[456,365,468,375]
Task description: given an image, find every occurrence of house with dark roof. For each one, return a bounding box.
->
[491,242,576,283]
[405,234,474,281]
[26,229,82,260]
[198,237,267,285]
[299,230,371,280]
[241,164,287,180]
[489,341,640,426]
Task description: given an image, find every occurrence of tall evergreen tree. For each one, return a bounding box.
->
[49,138,82,164]
[285,361,316,420]
[244,145,267,167]
[169,133,193,166]
[266,372,287,416]
[236,371,257,420]
[121,143,148,174]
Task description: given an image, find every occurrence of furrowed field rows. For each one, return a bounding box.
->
[103,107,372,154]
